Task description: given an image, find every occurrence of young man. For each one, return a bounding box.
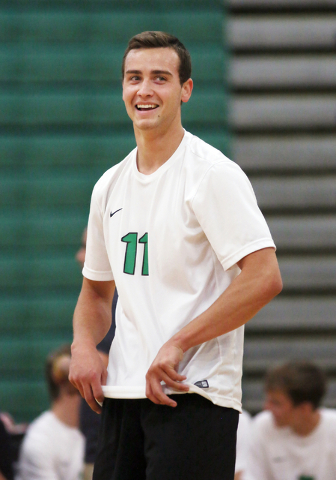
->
[248,362,336,480]
[17,345,84,480]
[69,31,282,480]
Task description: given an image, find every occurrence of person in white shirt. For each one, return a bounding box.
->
[235,410,252,480]
[16,345,84,480]
[69,30,282,480]
[248,361,336,480]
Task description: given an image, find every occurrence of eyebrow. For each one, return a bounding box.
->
[125,69,173,77]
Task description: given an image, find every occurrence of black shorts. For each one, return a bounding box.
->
[93,393,239,480]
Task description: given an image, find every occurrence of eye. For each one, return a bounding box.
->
[155,76,166,82]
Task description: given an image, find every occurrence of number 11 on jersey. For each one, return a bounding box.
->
[121,232,149,276]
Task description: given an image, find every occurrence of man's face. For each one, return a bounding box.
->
[122,47,192,134]
[264,389,298,427]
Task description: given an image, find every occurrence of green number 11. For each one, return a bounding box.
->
[121,232,149,276]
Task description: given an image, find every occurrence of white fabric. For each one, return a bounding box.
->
[247,409,336,480]
[235,410,252,477]
[16,411,84,480]
[83,131,275,411]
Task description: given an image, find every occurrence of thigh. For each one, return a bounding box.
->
[93,399,147,480]
[141,394,239,480]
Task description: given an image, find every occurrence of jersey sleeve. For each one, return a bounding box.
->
[192,161,275,271]
[82,185,114,281]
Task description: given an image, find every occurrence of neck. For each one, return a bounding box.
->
[52,392,80,428]
[292,410,321,436]
[134,124,185,175]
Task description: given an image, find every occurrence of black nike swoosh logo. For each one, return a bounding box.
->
[110,208,122,218]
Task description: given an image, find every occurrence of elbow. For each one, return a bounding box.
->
[266,268,283,301]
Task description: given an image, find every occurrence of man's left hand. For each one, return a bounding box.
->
[145,343,189,407]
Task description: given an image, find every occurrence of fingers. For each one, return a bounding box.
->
[81,375,105,414]
[69,362,106,414]
[146,364,189,407]
[159,368,189,392]
[146,380,177,407]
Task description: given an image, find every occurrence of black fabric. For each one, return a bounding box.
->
[93,394,238,480]
[80,289,118,463]
[80,402,102,464]
[0,417,14,480]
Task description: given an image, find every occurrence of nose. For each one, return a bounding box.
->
[137,79,153,97]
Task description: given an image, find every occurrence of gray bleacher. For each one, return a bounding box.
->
[228,0,336,413]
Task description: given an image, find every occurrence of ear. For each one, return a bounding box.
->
[181,78,193,104]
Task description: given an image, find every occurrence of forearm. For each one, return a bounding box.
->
[171,248,282,353]
[69,277,115,412]
[72,278,115,350]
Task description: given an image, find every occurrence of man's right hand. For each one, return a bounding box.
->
[69,341,107,414]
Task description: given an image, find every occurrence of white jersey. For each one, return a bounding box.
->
[247,409,336,480]
[83,131,275,411]
[16,411,84,480]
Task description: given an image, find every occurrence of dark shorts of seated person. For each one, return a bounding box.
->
[93,393,239,480]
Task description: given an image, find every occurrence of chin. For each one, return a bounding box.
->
[135,121,159,131]
[274,418,288,428]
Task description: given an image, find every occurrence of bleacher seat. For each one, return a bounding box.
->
[267,216,336,250]
[0,255,82,289]
[0,45,225,85]
[251,176,336,211]
[229,0,336,414]
[228,16,336,50]
[230,95,336,130]
[0,11,222,44]
[233,136,336,172]
[231,56,336,89]
[246,297,336,332]
[0,296,76,334]
[244,337,336,374]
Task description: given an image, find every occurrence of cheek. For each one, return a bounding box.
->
[122,87,132,103]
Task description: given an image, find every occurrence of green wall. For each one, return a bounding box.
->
[0,0,230,422]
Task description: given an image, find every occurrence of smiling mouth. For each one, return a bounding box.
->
[136,104,159,111]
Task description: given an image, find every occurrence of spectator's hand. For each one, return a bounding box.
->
[69,342,107,414]
[145,342,189,407]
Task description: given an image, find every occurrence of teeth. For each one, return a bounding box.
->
[137,104,157,109]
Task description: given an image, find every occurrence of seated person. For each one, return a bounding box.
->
[16,345,84,480]
[0,415,14,480]
[248,361,336,480]
[235,409,251,480]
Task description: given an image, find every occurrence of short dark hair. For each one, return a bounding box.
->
[45,344,72,401]
[122,31,192,85]
[265,361,326,410]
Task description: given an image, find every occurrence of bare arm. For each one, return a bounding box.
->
[146,247,282,406]
[69,277,115,413]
